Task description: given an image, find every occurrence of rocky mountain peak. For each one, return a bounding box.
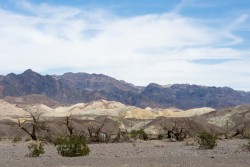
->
[23,69,35,74]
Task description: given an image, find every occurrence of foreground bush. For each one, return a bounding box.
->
[197,132,218,149]
[27,143,45,157]
[55,135,90,157]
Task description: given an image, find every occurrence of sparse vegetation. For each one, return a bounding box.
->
[130,129,148,140]
[54,135,90,157]
[26,142,45,157]
[12,137,22,143]
[197,132,218,149]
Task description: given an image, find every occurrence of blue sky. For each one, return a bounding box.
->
[0,0,249,90]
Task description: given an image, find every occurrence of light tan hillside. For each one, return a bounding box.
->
[0,100,27,117]
[0,100,215,120]
[122,108,158,119]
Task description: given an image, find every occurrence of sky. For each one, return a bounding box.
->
[0,0,249,91]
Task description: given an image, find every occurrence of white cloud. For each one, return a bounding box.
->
[0,1,249,91]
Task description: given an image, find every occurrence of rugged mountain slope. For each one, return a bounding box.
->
[53,72,139,92]
[0,69,250,109]
[0,69,81,103]
[140,83,250,109]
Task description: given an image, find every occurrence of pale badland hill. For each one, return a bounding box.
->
[0,99,249,139]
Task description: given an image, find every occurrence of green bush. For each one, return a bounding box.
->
[27,143,45,157]
[130,129,148,140]
[55,135,90,157]
[197,132,218,149]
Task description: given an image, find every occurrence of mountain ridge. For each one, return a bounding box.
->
[0,69,250,109]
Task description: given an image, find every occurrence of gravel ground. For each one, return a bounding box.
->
[0,139,250,167]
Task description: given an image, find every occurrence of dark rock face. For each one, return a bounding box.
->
[140,83,250,109]
[0,69,250,109]
[53,72,139,93]
[0,69,78,103]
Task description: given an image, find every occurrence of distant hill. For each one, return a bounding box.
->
[0,69,250,109]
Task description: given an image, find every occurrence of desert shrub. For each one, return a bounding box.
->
[12,137,22,143]
[158,134,164,140]
[25,138,31,142]
[197,132,218,149]
[27,143,45,157]
[130,130,148,140]
[55,135,90,157]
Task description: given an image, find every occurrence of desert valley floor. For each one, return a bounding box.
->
[1,139,250,167]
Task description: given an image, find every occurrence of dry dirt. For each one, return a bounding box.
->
[0,139,250,167]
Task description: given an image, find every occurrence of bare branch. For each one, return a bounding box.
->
[14,107,48,141]
[61,113,75,136]
[87,118,107,143]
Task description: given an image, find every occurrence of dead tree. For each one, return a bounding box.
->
[102,129,116,143]
[87,119,106,143]
[61,114,75,136]
[113,129,130,143]
[15,109,48,140]
[161,119,190,141]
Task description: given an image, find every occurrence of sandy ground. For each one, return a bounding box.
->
[0,139,250,167]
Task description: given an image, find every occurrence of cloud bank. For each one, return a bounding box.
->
[0,1,249,91]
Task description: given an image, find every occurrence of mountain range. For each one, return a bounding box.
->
[0,69,249,109]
